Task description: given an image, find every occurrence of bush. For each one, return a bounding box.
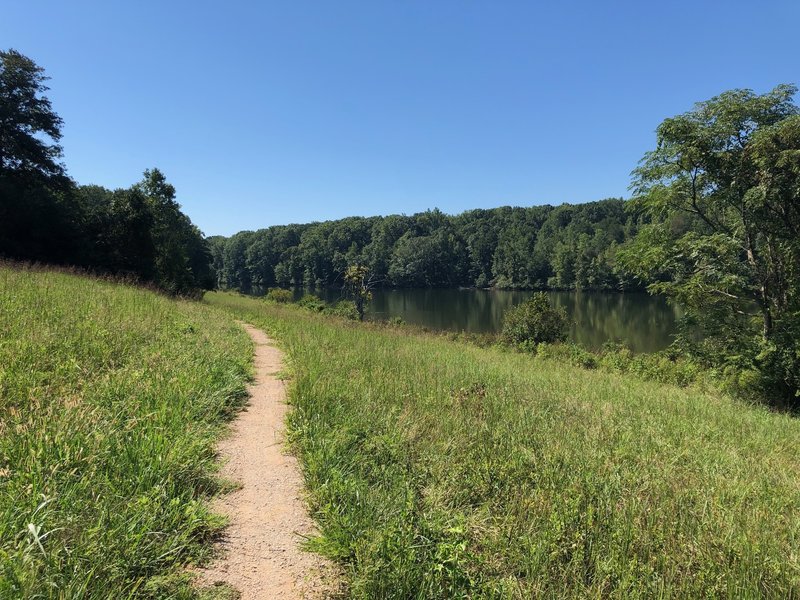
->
[501,293,568,347]
[598,342,634,371]
[265,288,293,303]
[327,300,359,320]
[568,344,598,369]
[529,339,701,389]
[756,329,800,403]
[297,293,327,312]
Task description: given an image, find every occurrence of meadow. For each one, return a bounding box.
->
[0,267,252,598]
[3,266,800,599]
[208,292,800,599]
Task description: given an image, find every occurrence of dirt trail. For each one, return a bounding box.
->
[197,324,338,599]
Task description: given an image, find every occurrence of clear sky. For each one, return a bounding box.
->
[2,1,798,236]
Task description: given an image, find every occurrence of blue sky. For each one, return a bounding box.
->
[3,1,798,236]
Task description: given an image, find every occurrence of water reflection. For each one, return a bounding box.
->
[289,288,678,353]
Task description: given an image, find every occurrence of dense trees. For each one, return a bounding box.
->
[0,49,213,294]
[69,173,214,293]
[211,199,645,293]
[622,85,800,400]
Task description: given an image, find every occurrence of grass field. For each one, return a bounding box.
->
[208,292,800,599]
[0,267,252,599]
[3,267,800,599]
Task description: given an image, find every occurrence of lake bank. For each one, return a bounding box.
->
[274,287,679,353]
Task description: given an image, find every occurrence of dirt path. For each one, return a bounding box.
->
[197,324,338,599]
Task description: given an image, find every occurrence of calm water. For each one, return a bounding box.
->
[292,288,679,353]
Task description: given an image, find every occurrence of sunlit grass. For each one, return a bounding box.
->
[0,266,252,598]
[208,291,800,599]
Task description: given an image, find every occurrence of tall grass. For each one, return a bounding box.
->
[0,266,252,598]
[207,292,800,599]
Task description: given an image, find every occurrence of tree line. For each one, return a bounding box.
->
[210,198,648,293]
[0,49,212,294]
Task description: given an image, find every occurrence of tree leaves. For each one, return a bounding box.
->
[627,85,800,401]
[0,49,65,180]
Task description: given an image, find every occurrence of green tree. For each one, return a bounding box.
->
[206,235,227,288]
[134,168,211,293]
[0,49,65,179]
[492,214,539,288]
[501,293,569,347]
[344,264,376,321]
[624,84,800,399]
[0,49,75,262]
[221,231,255,291]
[363,214,413,281]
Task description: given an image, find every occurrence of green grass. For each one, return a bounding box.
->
[207,292,800,599]
[0,266,252,599]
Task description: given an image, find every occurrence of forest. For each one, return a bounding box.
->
[0,49,212,295]
[209,199,650,292]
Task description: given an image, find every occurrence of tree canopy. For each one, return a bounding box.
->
[622,84,800,400]
[0,49,65,181]
[210,199,644,293]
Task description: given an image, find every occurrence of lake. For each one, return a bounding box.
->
[291,288,679,353]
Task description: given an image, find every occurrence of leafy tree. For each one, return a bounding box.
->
[222,231,256,291]
[501,293,569,347]
[134,168,211,293]
[0,49,65,180]
[492,210,541,288]
[388,228,467,287]
[623,85,800,400]
[245,226,302,289]
[206,235,227,288]
[454,208,504,287]
[362,214,412,280]
[344,264,376,321]
[0,49,75,262]
[105,188,156,279]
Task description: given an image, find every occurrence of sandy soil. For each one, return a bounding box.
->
[196,324,339,599]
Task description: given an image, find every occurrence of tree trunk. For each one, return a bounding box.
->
[745,231,773,339]
[761,283,773,339]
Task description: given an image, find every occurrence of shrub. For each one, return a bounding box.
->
[568,344,598,369]
[327,300,359,320]
[297,293,327,312]
[501,293,568,347]
[598,342,634,372]
[265,288,293,303]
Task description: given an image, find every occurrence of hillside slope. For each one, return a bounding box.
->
[208,292,800,599]
[0,267,251,598]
